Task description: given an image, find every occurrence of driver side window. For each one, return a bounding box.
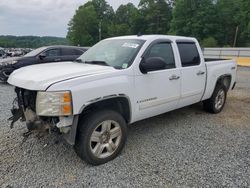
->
[45,49,61,57]
[145,42,175,69]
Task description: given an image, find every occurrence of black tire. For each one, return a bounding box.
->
[74,110,127,165]
[0,67,13,82]
[203,83,227,114]
[0,71,8,82]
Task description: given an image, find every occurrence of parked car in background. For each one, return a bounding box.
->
[0,45,88,82]
[0,47,5,59]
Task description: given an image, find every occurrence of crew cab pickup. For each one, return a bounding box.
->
[8,35,237,165]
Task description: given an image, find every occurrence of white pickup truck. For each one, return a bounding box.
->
[8,35,237,165]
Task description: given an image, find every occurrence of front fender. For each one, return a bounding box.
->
[47,74,134,115]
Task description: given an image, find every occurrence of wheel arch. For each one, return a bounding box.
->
[202,73,233,101]
[215,74,232,91]
[64,95,132,146]
[79,95,132,124]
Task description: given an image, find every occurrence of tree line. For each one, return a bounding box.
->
[67,0,250,47]
[0,36,69,48]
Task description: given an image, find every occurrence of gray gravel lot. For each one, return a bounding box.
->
[0,67,250,188]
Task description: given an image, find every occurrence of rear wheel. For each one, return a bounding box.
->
[203,84,227,113]
[74,110,127,165]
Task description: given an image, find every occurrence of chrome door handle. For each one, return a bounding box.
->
[231,67,236,70]
[169,75,180,80]
[197,71,205,76]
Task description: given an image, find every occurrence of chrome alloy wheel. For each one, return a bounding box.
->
[89,120,122,159]
[215,89,225,110]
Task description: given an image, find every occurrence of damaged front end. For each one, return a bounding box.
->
[9,87,78,145]
[9,87,59,132]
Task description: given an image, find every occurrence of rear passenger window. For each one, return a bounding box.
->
[145,42,175,69]
[62,48,75,56]
[177,42,200,67]
[74,49,84,55]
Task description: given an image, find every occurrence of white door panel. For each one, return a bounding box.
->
[134,69,181,122]
[178,65,206,108]
[176,42,206,108]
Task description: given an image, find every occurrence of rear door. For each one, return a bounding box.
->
[42,48,62,63]
[134,40,181,121]
[176,41,206,108]
[74,49,85,58]
[61,48,79,61]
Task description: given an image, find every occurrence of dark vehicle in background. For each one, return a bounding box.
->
[0,45,88,82]
[0,48,5,58]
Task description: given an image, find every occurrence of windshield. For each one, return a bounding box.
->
[24,47,47,57]
[77,39,145,69]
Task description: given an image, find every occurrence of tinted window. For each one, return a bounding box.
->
[62,48,75,56]
[145,42,175,69]
[177,42,200,67]
[74,49,84,55]
[45,49,61,57]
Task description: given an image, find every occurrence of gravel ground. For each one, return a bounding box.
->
[0,67,250,188]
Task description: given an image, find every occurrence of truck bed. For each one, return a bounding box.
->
[202,59,237,101]
[205,58,229,62]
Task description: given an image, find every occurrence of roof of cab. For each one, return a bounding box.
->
[106,35,196,42]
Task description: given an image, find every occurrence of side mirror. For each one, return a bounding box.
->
[139,57,166,74]
[39,53,46,60]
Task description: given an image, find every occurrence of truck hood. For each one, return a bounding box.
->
[8,62,115,90]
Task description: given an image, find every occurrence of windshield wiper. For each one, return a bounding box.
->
[85,61,110,66]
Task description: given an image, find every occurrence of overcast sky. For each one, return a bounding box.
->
[0,0,140,37]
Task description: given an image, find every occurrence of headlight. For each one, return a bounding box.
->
[36,91,73,116]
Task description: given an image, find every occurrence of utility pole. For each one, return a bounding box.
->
[157,16,160,33]
[233,26,239,47]
[99,20,102,41]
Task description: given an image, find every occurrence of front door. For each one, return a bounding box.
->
[134,41,181,122]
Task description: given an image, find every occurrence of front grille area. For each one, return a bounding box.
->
[15,87,37,112]
[11,87,59,131]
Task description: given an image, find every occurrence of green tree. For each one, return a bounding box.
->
[67,0,115,45]
[0,36,68,48]
[139,0,172,34]
[67,3,99,46]
[238,0,250,46]
[67,0,250,47]
[201,37,218,47]
[112,3,140,36]
[91,0,115,39]
[215,0,242,46]
[171,0,219,42]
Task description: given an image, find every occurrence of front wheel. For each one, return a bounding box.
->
[0,67,13,82]
[74,110,127,165]
[203,84,227,113]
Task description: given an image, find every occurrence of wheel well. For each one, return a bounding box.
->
[216,75,232,91]
[80,97,131,123]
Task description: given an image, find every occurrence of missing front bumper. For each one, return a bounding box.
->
[9,88,78,145]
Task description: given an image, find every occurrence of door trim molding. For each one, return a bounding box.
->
[139,95,179,110]
[181,90,203,99]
